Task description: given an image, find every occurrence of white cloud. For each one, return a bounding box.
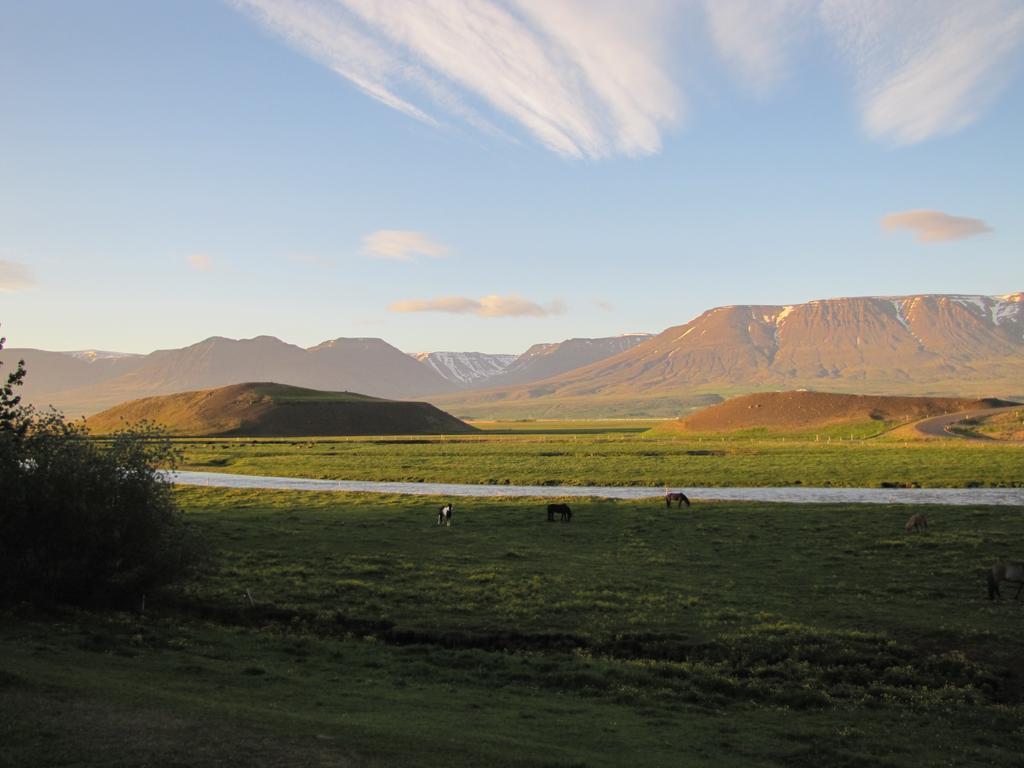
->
[390,294,565,317]
[0,260,35,292]
[820,0,1024,144]
[233,0,1024,153]
[186,253,213,271]
[882,210,992,242]
[362,230,450,261]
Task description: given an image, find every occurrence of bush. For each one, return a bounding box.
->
[0,333,205,606]
[0,414,206,606]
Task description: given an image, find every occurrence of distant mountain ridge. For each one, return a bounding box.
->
[485,334,653,388]
[4,335,458,417]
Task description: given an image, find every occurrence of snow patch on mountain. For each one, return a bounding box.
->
[412,351,516,386]
[63,350,142,362]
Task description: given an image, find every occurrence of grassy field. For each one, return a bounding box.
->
[174,428,1024,488]
[4,487,1024,766]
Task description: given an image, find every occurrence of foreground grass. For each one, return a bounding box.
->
[4,488,1024,766]
[175,432,1024,488]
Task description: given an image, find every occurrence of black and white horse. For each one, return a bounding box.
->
[437,503,453,527]
[547,503,572,523]
[665,492,691,508]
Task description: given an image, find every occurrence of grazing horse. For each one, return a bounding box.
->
[665,492,691,508]
[437,503,453,527]
[905,513,928,533]
[987,561,1024,600]
[547,503,572,523]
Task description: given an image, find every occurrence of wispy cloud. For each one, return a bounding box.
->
[703,0,813,96]
[0,260,35,292]
[233,1,1024,154]
[362,230,450,261]
[232,0,681,159]
[186,253,214,271]
[390,294,566,317]
[820,0,1024,144]
[595,299,614,312]
[881,210,992,242]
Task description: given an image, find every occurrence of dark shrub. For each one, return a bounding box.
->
[2,328,205,606]
[0,408,205,607]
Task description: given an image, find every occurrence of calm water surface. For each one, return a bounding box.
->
[168,470,1024,506]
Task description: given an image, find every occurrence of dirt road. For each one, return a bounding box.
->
[912,405,1020,439]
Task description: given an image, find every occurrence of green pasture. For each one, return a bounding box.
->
[4,487,1024,766]
[468,418,666,434]
[174,430,1024,488]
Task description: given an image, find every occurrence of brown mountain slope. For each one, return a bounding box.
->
[432,293,1024,417]
[85,383,476,437]
[661,391,1016,435]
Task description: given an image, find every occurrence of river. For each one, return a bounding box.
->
[167,470,1024,506]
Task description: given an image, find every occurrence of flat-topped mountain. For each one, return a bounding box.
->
[85,382,476,437]
[434,293,1024,417]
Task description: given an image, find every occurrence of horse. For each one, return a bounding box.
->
[665,492,691,508]
[905,513,928,533]
[987,561,1024,600]
[547,503,572,523]
[437,503,453,527]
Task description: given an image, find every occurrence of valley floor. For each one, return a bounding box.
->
[4,489,1024,767]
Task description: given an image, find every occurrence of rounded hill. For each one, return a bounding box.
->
[659,391,1016,436]
[85,383,478,437]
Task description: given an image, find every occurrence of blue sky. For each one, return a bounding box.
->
[2,0,1023,355]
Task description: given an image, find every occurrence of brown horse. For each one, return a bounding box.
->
[665,492,691,508]
[988,561,1024,600]
[547,503,572,523]
[905,513,928,533]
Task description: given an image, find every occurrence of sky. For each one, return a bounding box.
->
[2,0,1023,355]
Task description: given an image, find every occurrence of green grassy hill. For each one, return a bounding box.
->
[85,382,477,437]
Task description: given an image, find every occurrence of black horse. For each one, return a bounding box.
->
[988,560,1024,600]
[437,502,453,527]
[665,492,691,508]
[547,503,572,523]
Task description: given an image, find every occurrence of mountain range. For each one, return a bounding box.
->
[4,293,1022,418]
[3,332,650,416]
